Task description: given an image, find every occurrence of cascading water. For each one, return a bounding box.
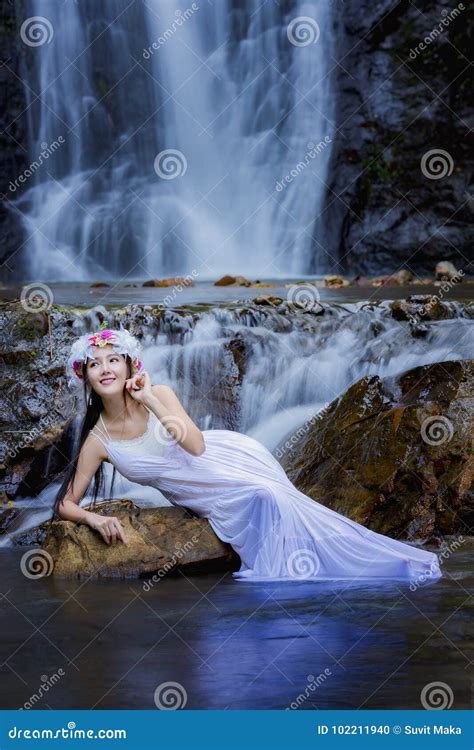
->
[4,301,472,545]
[14,0,335,280]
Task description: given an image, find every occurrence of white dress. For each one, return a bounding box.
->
[90,409,442,583]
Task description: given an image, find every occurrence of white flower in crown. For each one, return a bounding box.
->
[66,327,143,387]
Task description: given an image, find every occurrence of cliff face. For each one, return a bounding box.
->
[322,0,473,276]
[0,0,27,276]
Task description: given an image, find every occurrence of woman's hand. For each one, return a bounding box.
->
[125,370,153,403]
[87,512,128,545]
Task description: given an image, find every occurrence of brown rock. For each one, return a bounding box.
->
[391,269,413,284]
[435,261,461,281]
[143,277,195,288]
[252,282,278,288]
[390,296,458,322]
[280,360,473,541]
[371,275,398,287]
[214,275,236,286]
[214,275,252,287]
[41,500,239,579]
[253,295,283,306]
[324,275,350,288]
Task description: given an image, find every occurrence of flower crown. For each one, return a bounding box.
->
[66,327,143,387]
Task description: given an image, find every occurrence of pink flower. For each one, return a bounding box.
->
[72,360,84,379]
[99,329,114,340]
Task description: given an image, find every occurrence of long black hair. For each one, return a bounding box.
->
[51,354,134,521]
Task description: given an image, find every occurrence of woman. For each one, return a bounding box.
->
[54,327,442,583]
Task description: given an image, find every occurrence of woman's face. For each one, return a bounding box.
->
[85,345,129,395]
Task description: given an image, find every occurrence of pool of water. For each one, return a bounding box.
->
[0,541,472,710]
[2,280,473,308]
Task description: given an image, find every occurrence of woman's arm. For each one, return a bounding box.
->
[147,384,206,456]
[57,435,128,545]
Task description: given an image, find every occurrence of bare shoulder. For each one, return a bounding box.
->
[83,430,108,463]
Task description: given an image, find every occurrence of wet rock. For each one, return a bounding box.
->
[253,295,284,306]
[324,275,349,288]
[214,275,252,287]
[435,261,462,281]
[371,275,398,287]
[391,269,413,285]
[280,360,473,541]
[90,281,110,288]
[40,500,239,579]
[390,296,462,322]
[143,277,195,287]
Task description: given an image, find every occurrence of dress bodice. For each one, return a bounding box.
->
[91,409,169,456]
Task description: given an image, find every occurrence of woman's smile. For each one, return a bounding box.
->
[100,376,116,385]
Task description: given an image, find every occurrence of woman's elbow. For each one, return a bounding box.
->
[191,433,206,456]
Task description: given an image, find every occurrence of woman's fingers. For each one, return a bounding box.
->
[100,525,111,544]
[125,373,145,393]
[116,519,128,544]
[99,517,128,545]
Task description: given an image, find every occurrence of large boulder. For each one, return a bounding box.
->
[40,500,239,579]
[280,360,473,541]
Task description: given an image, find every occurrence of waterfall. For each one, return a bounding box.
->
[14,0,335,280]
